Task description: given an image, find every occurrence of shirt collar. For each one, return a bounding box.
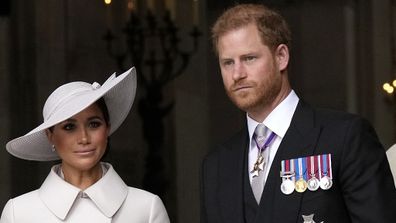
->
[247,90,299,143]
[38,162,128,220]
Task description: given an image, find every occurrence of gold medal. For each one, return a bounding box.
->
[295,178,308,193]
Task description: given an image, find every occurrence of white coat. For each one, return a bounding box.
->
[387,144,396,188]
[0,163,170,223]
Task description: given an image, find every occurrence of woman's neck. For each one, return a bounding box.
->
[60,163,103,190]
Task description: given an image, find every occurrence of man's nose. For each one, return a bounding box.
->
[232,62,247,81]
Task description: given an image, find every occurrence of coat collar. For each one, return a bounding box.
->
[38,162,128,220]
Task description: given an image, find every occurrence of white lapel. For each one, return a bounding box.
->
[38,163,128,220]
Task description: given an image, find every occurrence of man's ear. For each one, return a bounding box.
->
[275,44,289,72]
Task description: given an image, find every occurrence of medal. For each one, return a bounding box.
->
[302,214,315,223]
[307,176,320,191]
[319,175,332,190]
[307,156,319,191]
[281,178,295,195]
[294,157,308,193]
[280,160,295,195]
[295,177,308,193]
[319,154,333,190]
[251,131,276,177]
[250,154,264,177]
[302,213,324,223]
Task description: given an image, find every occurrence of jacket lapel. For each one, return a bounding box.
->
[39,165,81,220]
[218,129,249,222]
[255,101,323,222]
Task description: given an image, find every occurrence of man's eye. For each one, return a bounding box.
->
[244,56,256,62]
[222,60,233,66]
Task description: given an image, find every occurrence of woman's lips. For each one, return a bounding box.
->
[74,149,95,155]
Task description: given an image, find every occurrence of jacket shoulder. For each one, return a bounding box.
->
[297,101,375,135]
[205,129,246,158]
[0,190,45,222]
[6,190,40,206]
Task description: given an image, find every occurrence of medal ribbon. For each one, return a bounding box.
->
[314,155,319,179]
[307,155,319,180]
[322,154,328,177]
[320,154,332,179]
[302,157,308,181]
[307,156,312,180]
[253,131,276,153]
[295,158,300,179]
[327,154,332,178]
[290,159,295,182]
[281,160,285,183]
[317,155,322,180]
[296,158,306,180]
[281,159,293,182]
[286,159,290,172]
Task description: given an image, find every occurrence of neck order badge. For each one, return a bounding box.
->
[251,129,276,177]
[250,124,277,203]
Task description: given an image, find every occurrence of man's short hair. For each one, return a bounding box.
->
[211,4,291,54]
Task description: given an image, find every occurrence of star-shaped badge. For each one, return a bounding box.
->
[302,214,324,223]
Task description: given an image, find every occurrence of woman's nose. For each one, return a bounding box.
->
[79,128,90,144]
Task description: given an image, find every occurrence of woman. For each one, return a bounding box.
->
[0,67,170,222]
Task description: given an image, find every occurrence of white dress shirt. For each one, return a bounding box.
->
[247,90,299,183]
[0,162,170,223]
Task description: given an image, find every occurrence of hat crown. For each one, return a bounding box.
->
[43,81,96,122]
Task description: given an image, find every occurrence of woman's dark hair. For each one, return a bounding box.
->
[96,97,110,126]
[96,97,112,160]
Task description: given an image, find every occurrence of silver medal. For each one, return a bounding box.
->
[307,176,320,191]
[280,178,295,195]
[319,175,332,190]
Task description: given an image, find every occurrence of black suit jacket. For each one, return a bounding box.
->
[201,101,396,223]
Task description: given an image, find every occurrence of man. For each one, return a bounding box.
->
[201,3,396,223]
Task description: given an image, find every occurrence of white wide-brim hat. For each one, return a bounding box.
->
[6,67,137,161]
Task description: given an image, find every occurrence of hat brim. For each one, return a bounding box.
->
[6,67,137,161]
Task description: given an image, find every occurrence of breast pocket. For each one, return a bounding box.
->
[299,188,350,223]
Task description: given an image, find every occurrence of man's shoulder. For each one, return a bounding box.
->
[204,129,247,161]
[298,101,367,127]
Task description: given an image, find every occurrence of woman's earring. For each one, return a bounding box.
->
[51,145,56,152]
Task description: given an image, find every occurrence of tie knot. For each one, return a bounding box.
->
[254,124,267,143]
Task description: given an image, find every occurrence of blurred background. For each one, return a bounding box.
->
[0,0,395,222]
